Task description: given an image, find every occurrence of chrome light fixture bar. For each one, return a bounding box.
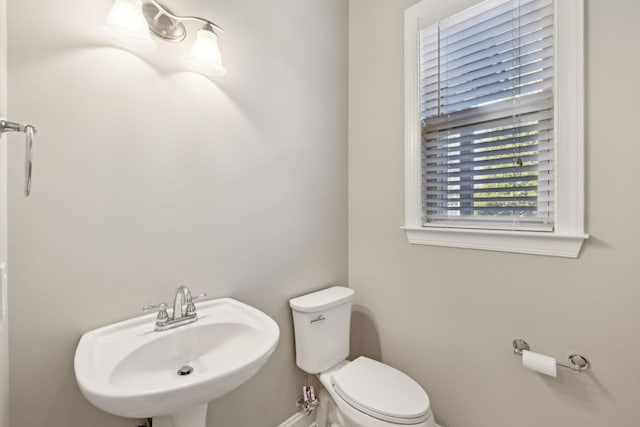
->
[102,0,226,77]
[141,0,224,42]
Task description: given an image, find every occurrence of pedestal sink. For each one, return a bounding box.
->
[74,298,280,427]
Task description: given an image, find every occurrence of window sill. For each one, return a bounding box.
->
[402,226,588,258]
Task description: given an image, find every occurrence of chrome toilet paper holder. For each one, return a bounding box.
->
[512,339,590,372]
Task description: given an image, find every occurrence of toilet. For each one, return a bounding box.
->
[289,286,437,427]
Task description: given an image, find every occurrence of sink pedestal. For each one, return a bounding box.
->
[153,403,208,427]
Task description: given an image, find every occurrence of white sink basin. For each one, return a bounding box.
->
[74,298,279,420]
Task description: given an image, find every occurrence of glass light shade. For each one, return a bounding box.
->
[101,0,155,51]
[185,28,226,77]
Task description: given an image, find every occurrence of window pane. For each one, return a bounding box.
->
[420,0,554,231]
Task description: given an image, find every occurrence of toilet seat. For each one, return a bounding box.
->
[331,357,431,425]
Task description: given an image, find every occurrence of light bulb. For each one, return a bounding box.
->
[101,0,155,51]
[185,26,226,77]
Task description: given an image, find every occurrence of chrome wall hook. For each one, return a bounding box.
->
[0,118,37,196]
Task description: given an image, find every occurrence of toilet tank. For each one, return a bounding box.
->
[289,286,354,374]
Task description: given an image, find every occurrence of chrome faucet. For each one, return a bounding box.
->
[173,285,193,319]
[143,285,207,332]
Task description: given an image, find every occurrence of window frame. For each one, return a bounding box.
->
[403,0,587,258]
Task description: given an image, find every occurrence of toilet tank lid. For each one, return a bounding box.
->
[289,286,354,313]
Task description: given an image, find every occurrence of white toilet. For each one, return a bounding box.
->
[289,286,437,427]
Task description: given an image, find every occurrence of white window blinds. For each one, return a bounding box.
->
[420,0,554,231]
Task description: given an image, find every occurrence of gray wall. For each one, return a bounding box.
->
[7,0,347,426]
[349,1,640,427]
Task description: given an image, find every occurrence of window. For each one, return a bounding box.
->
[421,0,554,231]
[404,0,587,257]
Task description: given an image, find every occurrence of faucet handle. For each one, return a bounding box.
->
[192,292,207,302]
[143,303,170,323]
[185,293,207,316]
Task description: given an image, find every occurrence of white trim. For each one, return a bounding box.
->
[403,0,587,258]
[276,411,316,427]
[403,227,587,257]
[555,0,585,236]
[404,3,421,229]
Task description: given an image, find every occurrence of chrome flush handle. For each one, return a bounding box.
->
[310,315,326,324]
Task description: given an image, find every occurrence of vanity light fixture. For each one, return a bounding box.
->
[102,0,226,77]
[101,0,156,51]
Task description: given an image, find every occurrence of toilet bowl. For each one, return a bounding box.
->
[289,286,436,427]
[317,359,435,427]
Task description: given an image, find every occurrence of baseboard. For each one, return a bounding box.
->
[277,409,437,427]
[277,410,316,427]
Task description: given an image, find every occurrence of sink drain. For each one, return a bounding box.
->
[177,365,194,376]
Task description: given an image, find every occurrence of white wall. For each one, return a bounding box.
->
[0,0,8,425]
[10,0,640,426]
[7,0,347,426]
[349,1,640,426]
